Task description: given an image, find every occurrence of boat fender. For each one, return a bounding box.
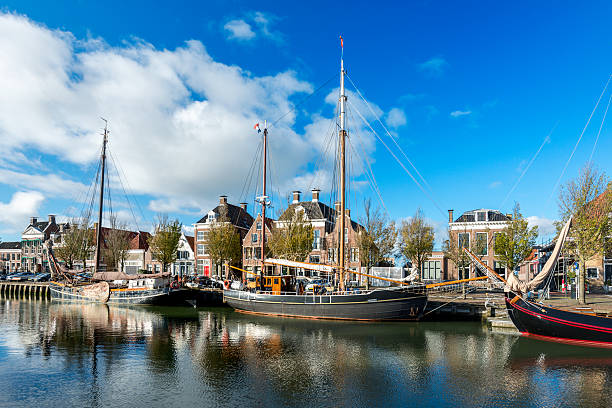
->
[223,280,231,290]
[170,281,179,289]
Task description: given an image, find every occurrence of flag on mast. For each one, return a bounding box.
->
[340,35,343,48]
[254,123,261,133]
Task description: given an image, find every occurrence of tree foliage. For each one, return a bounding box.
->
[148,214,182,273]
[206,207,242,278]
[269,208,314,262]
[54,220,95,269]
[357,199,397,285]
[102,216,131,271]
[399,208,434,277]
[493,203,538,275]
[558,164,611,303]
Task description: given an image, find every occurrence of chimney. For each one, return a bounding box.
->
[292,190,301,204]
[48,214,56,224]
[346,209,351,218]
[219,195,228,205]
[448,209,454,224]
[334,201,341,217]
[59,224,65,233]
[239,203,247,212]
[506,213,512,220]
[311,189,320,202]
[30,217,37,225]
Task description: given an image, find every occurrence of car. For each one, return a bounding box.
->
[31,273,50,282]
[10,272,36,281]
[305,279,334,293]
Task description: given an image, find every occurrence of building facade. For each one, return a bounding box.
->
[446,208,511,280]
[0,242,21,273]
[168,232,195,277]
[21,215,69,273]
[194,196,254,277]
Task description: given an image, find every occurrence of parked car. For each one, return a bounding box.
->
[31,273,50,282]
[305,279,334,293]
[10,272,36,281]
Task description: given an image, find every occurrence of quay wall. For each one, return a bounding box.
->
[0,282,50,300]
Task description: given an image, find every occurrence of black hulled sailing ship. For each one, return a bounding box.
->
[223,41,427,321]
[48,122,178,305]
[505,218,612,347]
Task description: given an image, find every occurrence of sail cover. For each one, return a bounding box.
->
[264,258,334,273]
[504,217,572,293]
[526,216,572,291]
[93,271,171,281]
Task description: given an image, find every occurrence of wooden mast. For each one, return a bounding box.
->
[94,120,108,273]
[339,38,347,291]
[260,121,268,289]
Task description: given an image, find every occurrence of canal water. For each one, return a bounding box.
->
[1,298,611,408]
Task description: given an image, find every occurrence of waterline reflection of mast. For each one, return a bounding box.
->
[339,36,347,290]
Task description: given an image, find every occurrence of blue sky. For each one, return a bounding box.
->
[0,1,611,246]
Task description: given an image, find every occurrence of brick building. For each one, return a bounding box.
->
[21,215,70,273]
[446,208,511,280]
[194,196,253,277]
[0,242,21,273]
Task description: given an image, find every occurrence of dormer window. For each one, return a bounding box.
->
[477,211,486,222]
[256,222,262,230]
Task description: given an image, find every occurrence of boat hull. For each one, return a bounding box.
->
[505,291,612,345]
[223,288,427,321]
[49,282,180,305]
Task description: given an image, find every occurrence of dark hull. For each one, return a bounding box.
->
[505,291,612,346]
[50,282,180,305]
[223,287,427,321]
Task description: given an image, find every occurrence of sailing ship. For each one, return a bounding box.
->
[504,218,612,347]
[48,122,180,305]
[223,41,428,321]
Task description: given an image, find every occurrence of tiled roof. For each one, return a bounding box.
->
[278,201,336,223]
[196,203,254,229]
[185,235,195,252]
[454,209,510,223]
[0,241,21,250]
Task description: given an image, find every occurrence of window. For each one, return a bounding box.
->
[252,233,258,243]
[196,244,204,256]
[350,247,359,262]
[313,230,320,250]
[155,264,160,272]
[309,255,320,263]
[256,222,262,230]
[458,233,470,249]
[197,231,205,241]
[255,247,261,260]
[344,228,348,243]
[587,267,599,279]
[477,211,486,222]
[147,264,152,272]
[422,260,441,280]
[494,261,505,278]
[328,248,335,262]
[476,232,488,255]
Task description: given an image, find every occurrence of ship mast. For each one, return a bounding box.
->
[94,119,108,273]
[260,121,268,288]
[339,37,347,291]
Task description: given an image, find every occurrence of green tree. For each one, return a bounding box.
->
[206,209,243,279]
[558,164,611,304]
[55,220,95,270]
[148,215,182,273]
[268,208,314,262]
[103,216,131,272]
[400,208,434,279]
[357,199,397,289]
[493,203,538,278]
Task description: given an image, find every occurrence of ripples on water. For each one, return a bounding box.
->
[0,298,611,408]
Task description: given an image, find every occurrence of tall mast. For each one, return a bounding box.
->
[94,120,108,273]
[339,38,347,289]
[260,121,268,283]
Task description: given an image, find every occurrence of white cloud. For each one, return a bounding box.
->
[450,110,472,118]
[0,169,88,198]
[527,215,556,237]
[417,57,448,76]
[223,19,255,40]
[0,191,45,234]
[385,107,407,129]
[0,12,329,215]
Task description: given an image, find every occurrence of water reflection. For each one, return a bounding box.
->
[1,297,611,408]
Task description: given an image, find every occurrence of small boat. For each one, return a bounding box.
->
[505,217,612,346]
[223,39,428,321]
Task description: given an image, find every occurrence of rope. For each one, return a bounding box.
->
[348,99,446,216]
[549,74,612,202]
[499,122,557,209]
[588,91,612,164]
[422,285,480,317]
